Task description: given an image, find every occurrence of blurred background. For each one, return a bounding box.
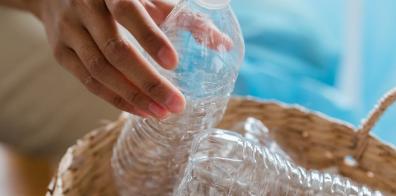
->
[231,0,396,145]
[0,0,396,195]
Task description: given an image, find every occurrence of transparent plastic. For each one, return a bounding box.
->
[196,0,231,9]
[231,117,291,160]
[174,129,383,196]
[111,0,244,195]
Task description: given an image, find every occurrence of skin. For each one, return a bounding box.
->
[0,0,231,119]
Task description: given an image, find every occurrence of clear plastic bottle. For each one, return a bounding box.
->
[231,117,291,160]
[174,129,383,196]
[111,0,244,195]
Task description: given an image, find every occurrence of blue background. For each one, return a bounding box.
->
[230,0,396,144]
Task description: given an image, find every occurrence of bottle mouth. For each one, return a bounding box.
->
[195,0,230,9]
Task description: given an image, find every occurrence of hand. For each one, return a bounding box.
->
[32,0,185,119]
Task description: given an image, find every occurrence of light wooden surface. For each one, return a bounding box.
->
[0,144,54,196]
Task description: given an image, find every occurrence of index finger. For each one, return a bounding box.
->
[105,0,178,69]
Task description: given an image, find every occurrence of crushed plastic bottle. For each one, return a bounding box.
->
[111,0,244,195]
[231,117,291,160]
[174,129,383,196]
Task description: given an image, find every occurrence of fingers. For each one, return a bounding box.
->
[176,11,233,51]
[54,45,149,117]
[79,3,186,114]
[139,0,174,24]
[143,0,233,51]
[105,0,178,69]
[62,25,170,119]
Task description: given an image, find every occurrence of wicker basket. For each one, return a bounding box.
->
[47,89,396,196]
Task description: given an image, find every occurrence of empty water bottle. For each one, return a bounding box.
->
[111,0,244,195]
[174,129,383,196]
[231,117,291,160]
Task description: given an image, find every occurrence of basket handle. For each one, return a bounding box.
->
[354,88,396,160]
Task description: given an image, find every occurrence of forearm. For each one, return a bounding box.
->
[0,0,41,17]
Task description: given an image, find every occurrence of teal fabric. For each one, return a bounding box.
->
[232,0,340,85]
[230,0,356,121]
[230,0,396,144]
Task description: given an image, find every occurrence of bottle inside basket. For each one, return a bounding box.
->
[174,129,383,196]
[232,117,292,160]
[111,0,244,195]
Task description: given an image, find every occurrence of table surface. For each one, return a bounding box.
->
[0,144,54,196]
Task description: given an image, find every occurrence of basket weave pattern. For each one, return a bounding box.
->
[47,90,396,195]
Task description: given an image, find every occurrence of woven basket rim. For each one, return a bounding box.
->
[233,95,396,150]
[47,95,396,195]
[233,96,357,127]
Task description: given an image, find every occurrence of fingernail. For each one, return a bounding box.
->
[148,102,169,119]
[158,47,176,68]
[165,94,185,113]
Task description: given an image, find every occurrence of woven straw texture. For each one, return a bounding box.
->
[47,90,396,196]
